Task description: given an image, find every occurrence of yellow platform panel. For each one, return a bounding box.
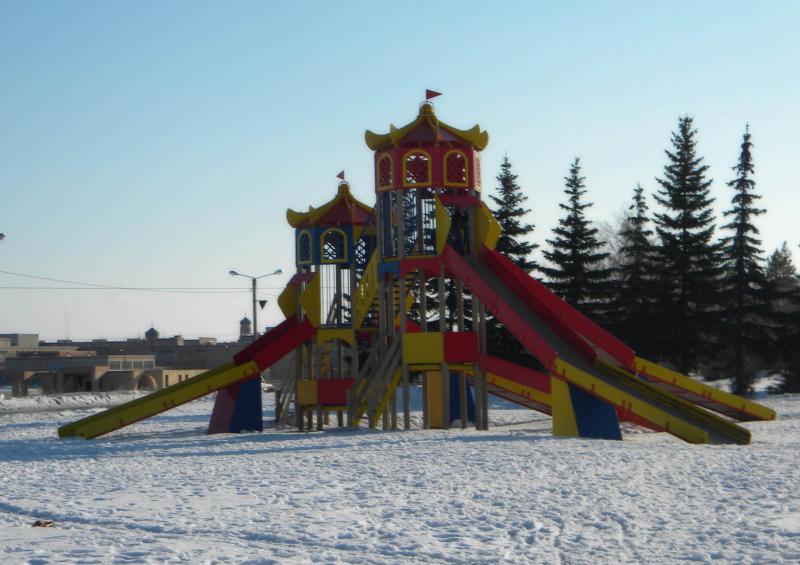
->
[403,332,444,365]
[296,379,318,406]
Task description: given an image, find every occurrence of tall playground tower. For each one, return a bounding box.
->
[283,99,496,431]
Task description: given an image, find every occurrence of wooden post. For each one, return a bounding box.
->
[438,263,449,429]
[402,365,410,430]
[348,339,358,428]
[478,300,489,430]
[422,371,429,429]
[294,269,305,431]
[415,189,424,254]
[456,279,467,428]
[468,189,478,256]
[418,270,427,332]
[398,274,410,431]
[472,297,484,431]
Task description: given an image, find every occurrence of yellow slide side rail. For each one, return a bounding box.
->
[635,357,776,421]
[553,358,709,444]
[58,361,259,439]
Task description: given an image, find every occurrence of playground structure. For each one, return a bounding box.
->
[59,100,776,443]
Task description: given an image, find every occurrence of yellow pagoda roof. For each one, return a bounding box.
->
[286,182,374,228]
[364,102,489,152]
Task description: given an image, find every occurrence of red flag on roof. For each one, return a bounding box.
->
[336,170,345,180]
[425,89,442,100]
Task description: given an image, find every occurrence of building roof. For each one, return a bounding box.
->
[364,102,489,152]
[286,181,373,228]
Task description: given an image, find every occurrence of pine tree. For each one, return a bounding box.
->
[488,155,538,272]
[542,158,611,321]
[611,184,658,356]
[651,116,722,374]
[765,242,800,391]
[766,242,797,298]
[484,156,538,363]
[718,125,770,395]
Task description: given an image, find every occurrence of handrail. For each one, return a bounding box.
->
[352,249,379,328]
[352,337,402,425]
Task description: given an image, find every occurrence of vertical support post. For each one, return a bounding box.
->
[402,365,410,430]
[252,277,258,339]
[472,296,483,431]
[422,371,429,429]
[478,300,489,430]
[418,269,427,332]
[416,188,424,255]
[438,263,449,429]
[348,339,358,428]
[456,279,467,428]
[399,270,410,431]
[294,277,304,431]
[334,338,343,425]
[468,189,478,256]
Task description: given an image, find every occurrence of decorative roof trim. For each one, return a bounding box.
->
[365,103,489,151]
[286,182,374,228]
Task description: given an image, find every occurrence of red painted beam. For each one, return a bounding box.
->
[478,355,551,394]
[400,257,443,277]
[233,317,297,366]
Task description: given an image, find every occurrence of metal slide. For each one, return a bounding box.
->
[464,355,552,415]
[58,318,315,439]
[481,247,776,423]
[443,246,752,444]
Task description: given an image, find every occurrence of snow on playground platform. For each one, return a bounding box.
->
[1,392,798,564]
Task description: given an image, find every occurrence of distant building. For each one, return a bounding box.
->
[7,351,205,396]
[2,319,290,397]
[239,317,253,344]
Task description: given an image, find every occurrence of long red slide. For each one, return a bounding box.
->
[442,245,753,444]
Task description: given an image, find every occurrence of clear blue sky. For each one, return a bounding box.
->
[1,1,798,341]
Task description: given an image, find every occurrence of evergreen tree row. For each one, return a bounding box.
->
[488,117,799,394]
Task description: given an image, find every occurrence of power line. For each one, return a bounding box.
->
[0,268,284,294]
[0,286,261,294]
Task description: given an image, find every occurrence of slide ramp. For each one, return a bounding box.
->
[482,248,775,423]
[58,318,314,439]
[473,355,552,415]
[443,247,751,444]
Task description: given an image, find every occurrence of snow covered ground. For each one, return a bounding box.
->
[0,391,798,564]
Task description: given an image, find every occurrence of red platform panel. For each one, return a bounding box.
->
[443,332,479,363]
[317,378,355,406]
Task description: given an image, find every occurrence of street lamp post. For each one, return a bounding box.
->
[229,268,283,339]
